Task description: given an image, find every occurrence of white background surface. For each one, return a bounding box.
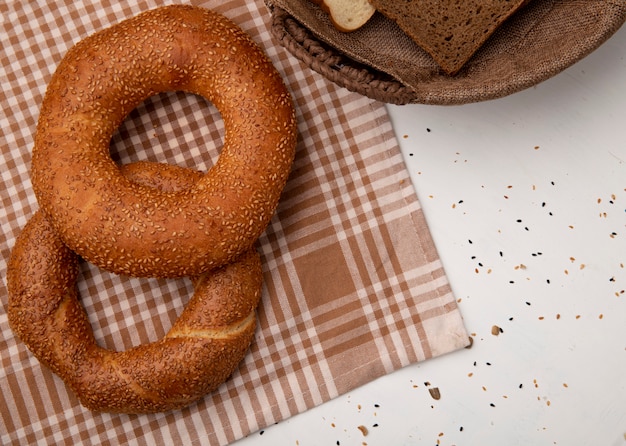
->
[234,23,626,446]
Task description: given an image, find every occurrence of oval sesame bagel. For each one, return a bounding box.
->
[7,162,263,414]
[31,5,297,278]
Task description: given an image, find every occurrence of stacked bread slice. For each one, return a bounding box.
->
[316,0,532,75]
[311,0,376,32]
[370,0,531,74]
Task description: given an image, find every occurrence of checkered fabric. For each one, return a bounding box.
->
[0,1,468,444]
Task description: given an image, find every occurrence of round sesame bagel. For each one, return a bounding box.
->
[7,162,263,414]
[31,5,297,278]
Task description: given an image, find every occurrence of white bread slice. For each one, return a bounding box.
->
[313,0,376,32]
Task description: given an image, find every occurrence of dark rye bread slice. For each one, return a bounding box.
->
[369,0,532,75]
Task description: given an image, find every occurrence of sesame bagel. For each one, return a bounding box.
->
[31,5,297,278]
[7,162,263,414]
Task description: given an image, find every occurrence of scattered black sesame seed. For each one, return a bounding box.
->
[546,279,551,284]
[509,280,515,284]
[259,431,264,435]
[499,251,504,257]
[490,403,496,407]
[526,301,532,306]
[460,426,464,432]
[409,153,414,156]
[486,362,492,366]
[374,404,380,408]
[468,239,473,244]
[426,128,431,132]
[373,423,379,427]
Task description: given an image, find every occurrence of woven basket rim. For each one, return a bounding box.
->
[270,6,418,105]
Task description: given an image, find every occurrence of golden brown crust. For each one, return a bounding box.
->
[7,162,263,413]
[31,5,297,278]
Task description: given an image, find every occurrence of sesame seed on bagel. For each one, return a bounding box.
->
[31,5,297,278]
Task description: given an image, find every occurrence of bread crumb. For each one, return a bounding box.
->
[428,387,441,400]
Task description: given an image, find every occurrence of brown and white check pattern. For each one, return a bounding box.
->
[0,1,469,444]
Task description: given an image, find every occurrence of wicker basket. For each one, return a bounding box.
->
[267,0,626,105]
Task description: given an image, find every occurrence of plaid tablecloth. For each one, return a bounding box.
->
[0,1,468,444]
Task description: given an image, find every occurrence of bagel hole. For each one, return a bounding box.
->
[110,91,224,174]
[77,261,193,351]
[94,91,222,349]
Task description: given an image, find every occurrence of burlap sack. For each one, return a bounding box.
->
[267,0,626,105]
